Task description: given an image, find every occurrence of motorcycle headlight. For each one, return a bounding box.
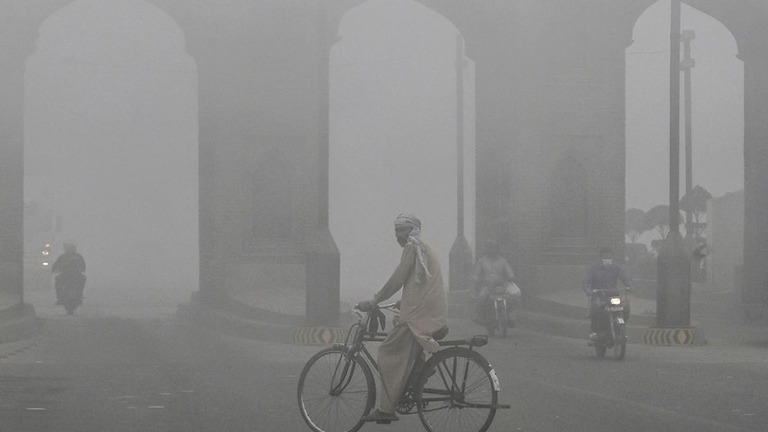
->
[610,297,622,305]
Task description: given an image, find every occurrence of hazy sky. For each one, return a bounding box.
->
[626,0,744,211]
[24,0,198,306]
[330,0,475,300]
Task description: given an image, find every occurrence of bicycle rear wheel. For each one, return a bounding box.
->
[297,346,375,432]
[416,348,498,432]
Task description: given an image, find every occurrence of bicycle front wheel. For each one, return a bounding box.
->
[416,348,498,432]
[297,346,375,432]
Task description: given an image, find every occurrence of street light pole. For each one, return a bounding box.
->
[655,0,693,329]
[449,33,473,291]
[669,0,682,233]
[681,30,695,240]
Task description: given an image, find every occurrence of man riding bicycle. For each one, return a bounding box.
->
[356,214,447,423]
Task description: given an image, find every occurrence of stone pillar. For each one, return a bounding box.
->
[0,41,33,305]
[197,107,224,304]
[185,14,226,305]
[741,49,768,305]
[305,2,341,326]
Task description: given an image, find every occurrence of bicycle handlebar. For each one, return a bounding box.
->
[351,302,398,317]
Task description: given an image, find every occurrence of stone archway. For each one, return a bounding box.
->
[24,0,199,307]
[624,0,768,305]
[329,0,476,300]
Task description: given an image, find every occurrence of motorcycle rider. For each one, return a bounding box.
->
[583,247,632,343]
[471,239,516,326]
[51,241,86,305]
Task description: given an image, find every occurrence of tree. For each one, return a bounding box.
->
[679,185,712,239]
[645,204,683,240]
[625,208,648,244]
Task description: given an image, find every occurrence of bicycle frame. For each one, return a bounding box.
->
[341,304,506,408]
[342,303,485,370]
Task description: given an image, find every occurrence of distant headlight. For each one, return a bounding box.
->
[610,297,622,305]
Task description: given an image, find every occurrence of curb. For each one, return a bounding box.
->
[180,291,708,347]
[0,339,40,361]
[0,303,38,344]
[178,294,638,346]
[178,301,294,344]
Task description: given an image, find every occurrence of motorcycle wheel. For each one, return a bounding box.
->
[498,302,509,338]
[594,343,606,358]
[612,321,626,361]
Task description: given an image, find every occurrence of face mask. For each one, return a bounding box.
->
[602,259,613,266]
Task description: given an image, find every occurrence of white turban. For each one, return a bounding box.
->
[395,213,431,283]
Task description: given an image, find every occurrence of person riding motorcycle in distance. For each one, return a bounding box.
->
[51,240,86,305]
[356,214,448,423]
[470,239,516,326]
[582,247,631,343]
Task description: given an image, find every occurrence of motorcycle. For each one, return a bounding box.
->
[481,283,522,338]
[56,273,85,315]
[486,294,516,338]
[590,288,628,361]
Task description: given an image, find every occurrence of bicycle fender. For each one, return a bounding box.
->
[488,368,501,391]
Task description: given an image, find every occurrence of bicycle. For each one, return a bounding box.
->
[482,293,518,338]
[297,303,510,432]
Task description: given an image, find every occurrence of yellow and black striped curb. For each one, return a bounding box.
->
[293,327,348,345]
[642,327,705,346]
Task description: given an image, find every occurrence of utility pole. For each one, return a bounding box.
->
[449,33,473,291]
[669,1,682,236]
[681,30,695,240]
[655,0,693,329]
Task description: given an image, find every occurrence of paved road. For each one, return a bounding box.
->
[1,308,767,432]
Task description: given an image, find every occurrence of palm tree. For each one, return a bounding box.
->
[679,185,712,239]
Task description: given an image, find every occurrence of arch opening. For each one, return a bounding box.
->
[24,0,199,310]
[625,0,744,286]
[329,0,476,300]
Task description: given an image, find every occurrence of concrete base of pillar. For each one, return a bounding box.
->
[449,235,473,291]
[656,232,692,327]
[304,228,340,326]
